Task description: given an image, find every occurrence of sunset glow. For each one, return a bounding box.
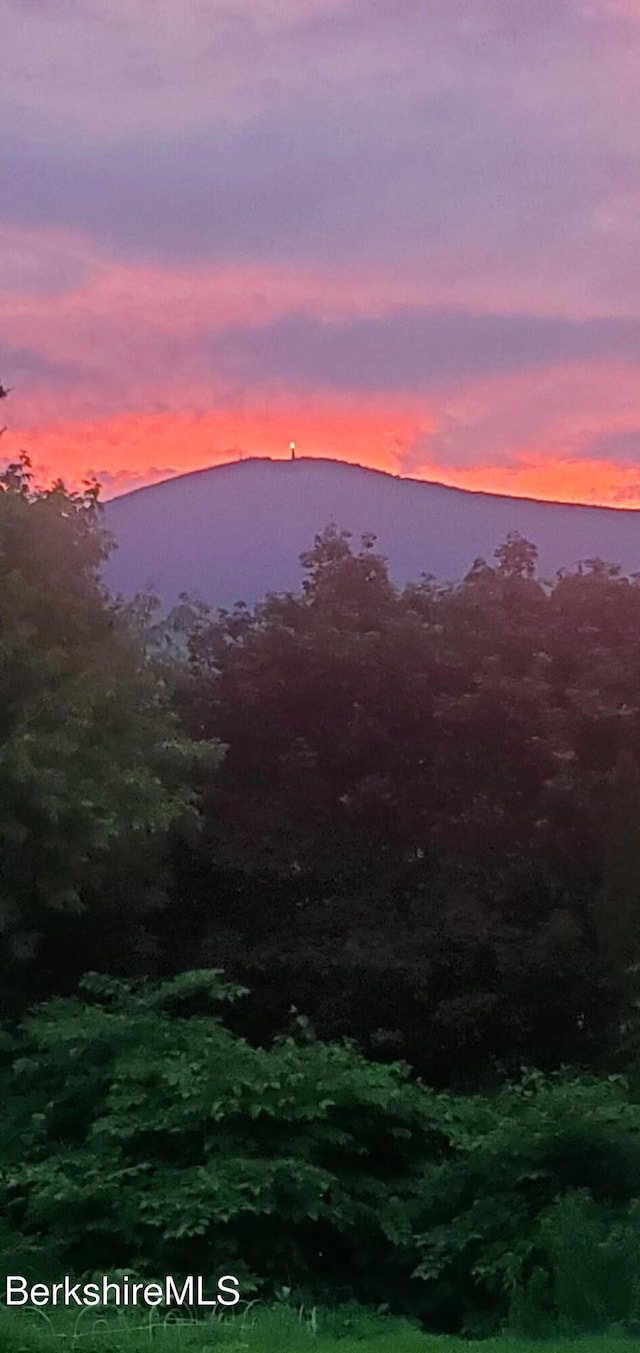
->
[3,2,640,506]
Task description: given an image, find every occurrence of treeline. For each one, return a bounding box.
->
[168,525,640,1085]
[5,457,640,1333]
[2,456,640,1087]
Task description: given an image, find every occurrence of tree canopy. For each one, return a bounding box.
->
[0,455,212,1001]
[164,525,640,1083]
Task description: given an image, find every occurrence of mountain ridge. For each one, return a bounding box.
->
[103,456,640,610]
[107,454,639,513]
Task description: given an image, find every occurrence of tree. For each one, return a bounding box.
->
[169,528,613,1085]
[493,530,538,579]
[0,455,212,1003]
[182,526,439,879]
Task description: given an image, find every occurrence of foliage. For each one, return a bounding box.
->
[0,972,433,1314]
[0,456,215,1002]
[182,522,640,888]
[165,524,640,1083]
[3,978,640,1332]
[411,1070,640,1334]
[6,488,637,1081]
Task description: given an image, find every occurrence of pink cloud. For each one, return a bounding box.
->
[3,1,640,509]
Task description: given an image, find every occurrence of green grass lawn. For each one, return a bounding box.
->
[1,1305,639,1353]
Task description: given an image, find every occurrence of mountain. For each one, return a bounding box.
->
[103,456,640,610]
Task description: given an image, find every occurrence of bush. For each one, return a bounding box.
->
[3,976,640,1333]
[0,972,435,1314]
[511,1191,640,1335]
[413,1071,640,1333]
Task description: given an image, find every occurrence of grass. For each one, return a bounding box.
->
[0,1305,639,1353]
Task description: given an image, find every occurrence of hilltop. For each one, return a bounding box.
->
[103,456,640,608]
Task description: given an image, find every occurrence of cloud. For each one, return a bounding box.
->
[579,427,640,464]
[87,464,180,494]
[1,0,638,307]
[0,343,91,388]
[3,0,640,508]
[392,360,640,495]
[202,307,640,393]
[0,224,95,298]
[20,247,640,414]
[0,102,613,272]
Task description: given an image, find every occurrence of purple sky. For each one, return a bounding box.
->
[2,0,640,503]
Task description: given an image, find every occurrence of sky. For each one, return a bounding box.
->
[2,0,640,504]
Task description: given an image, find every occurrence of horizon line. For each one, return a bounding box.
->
[105,453,640,516]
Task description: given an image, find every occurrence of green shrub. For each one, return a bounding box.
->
[3,975,640,1334]
[0,971,436,1313]
[510,1191,640,1335]
[411,1071,640,1333]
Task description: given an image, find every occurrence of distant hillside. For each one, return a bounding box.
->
[103,456,640,609]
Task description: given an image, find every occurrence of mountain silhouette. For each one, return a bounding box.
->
[103,456,640,609]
